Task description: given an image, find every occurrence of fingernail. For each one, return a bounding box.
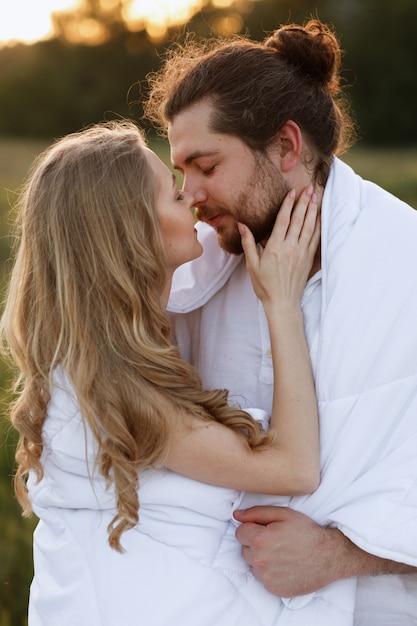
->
[237,222,245,235]
[306,185,313,196]
[311,192,317,203]
[289,189,296,198]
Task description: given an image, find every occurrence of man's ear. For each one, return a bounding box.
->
[272,120,303,173]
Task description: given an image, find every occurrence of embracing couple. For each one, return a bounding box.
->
[2,18,417,626]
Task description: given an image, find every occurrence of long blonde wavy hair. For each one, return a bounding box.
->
[1,120,271,551]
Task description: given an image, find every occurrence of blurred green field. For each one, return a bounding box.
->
[0,138,48,626]
[343,146,417,208]
[1,136,417,626]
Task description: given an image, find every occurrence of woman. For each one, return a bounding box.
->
[1,120,320,626]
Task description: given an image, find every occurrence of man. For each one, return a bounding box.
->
[145,19,417,624]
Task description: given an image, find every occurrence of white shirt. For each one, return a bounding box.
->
[173,254,322,414]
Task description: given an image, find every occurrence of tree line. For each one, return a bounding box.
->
[0,0,417,145]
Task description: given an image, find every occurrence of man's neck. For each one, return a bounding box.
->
[309,243,322,279]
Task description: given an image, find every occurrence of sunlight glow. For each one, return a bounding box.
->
[0,0,78,44]
[212,0,235,7]
[127,0,205,24]
[125,0,206,42]
[0,0,208,46]
[212,12,243,35]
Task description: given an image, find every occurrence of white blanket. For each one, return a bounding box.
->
[279,159,417,623]
[300,160,417,560]
[168,158,417,624]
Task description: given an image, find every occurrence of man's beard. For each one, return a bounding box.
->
[217,163,290,255]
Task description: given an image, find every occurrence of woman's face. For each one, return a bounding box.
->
[146,148,203,272]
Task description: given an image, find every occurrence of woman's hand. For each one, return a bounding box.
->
[238,187,320,310]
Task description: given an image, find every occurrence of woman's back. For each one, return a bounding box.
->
[29,369,282,626]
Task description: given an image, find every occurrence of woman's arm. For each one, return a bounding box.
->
[241,186,321,490]
[166,188,321,496]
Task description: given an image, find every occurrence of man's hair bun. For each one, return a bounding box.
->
[265,20,342,95]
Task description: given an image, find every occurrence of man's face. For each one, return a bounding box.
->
[168,100,290,254]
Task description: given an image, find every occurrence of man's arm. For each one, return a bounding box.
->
[234,506,417,597]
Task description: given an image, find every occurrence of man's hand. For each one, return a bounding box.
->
[234,506,416,597]
[234,506,335,596]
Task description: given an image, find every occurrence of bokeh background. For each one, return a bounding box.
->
[1,1,417,624]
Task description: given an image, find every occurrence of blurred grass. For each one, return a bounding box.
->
[1,137,417,626]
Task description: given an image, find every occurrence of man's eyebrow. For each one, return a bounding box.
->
[182,150,220,166]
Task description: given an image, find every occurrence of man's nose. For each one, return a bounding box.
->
[182,177,208,205]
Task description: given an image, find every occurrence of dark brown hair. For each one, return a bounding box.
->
[144,20,356,185]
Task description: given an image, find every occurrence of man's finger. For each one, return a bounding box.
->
[234,505,291,525]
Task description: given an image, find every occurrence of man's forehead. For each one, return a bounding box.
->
[169,123,223,167]
[169,100,213,140]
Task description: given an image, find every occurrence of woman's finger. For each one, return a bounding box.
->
[267,189,296,245]
[238,222,258,273]
[284,187,314,243]
[297,192,318,247]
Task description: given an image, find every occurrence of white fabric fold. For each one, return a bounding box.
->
[168,157,417,624]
